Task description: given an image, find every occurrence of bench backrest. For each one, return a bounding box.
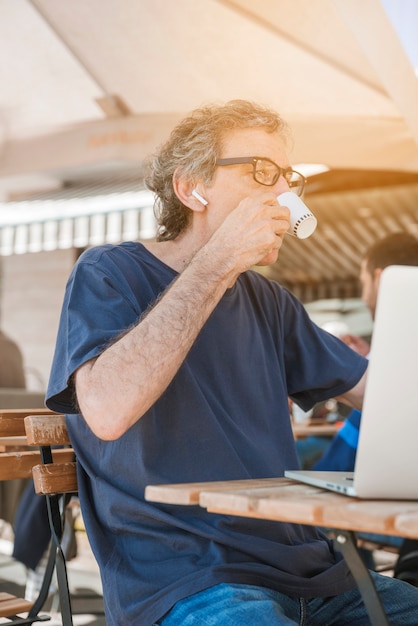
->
[0,409,74,482]
[0,407,70,622]
[24,414,78,496]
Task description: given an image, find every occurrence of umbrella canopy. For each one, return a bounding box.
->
[1,0,418,301]
[1,0,418,199]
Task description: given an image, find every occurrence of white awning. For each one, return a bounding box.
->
[0,188,156,255]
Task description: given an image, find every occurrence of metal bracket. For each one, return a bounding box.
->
[335,530,390,626]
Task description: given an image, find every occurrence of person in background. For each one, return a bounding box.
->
[0,330,26,389]
[45,100,418,625]
[0,330,27,531]
[0,329,52,597]
[314,231,418,472]
[311,231,418,577]
[13,485,77,601]
[0,331,74,599]
[0,329,55,598]
[0,331,50,602]
[0,330,66,601]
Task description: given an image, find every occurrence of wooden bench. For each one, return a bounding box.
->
[0,408,70,624]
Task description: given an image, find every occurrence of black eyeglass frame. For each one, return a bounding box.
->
[215,156,306,196]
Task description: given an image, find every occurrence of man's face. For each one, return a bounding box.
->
[203,127,292,265]
[359,258,381,319]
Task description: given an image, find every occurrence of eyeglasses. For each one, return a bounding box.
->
[215,157,306,196]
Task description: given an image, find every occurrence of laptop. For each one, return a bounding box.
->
[285,264,418,499]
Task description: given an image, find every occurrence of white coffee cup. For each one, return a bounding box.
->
[277,192,317,239]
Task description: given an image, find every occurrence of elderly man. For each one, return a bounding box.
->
[46,100,417,625]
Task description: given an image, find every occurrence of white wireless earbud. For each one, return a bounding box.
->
[191,189,208,206]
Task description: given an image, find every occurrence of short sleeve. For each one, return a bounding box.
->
[46,248,144,413]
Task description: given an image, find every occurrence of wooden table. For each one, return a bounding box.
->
[146,477,418,626]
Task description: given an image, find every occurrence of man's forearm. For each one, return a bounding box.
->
[74,247,238,440]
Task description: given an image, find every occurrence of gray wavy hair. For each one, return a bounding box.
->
[145,99,290,241]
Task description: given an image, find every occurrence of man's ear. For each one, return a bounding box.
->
[173,173,208,212]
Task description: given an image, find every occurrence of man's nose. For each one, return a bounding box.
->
[272,175,291,197]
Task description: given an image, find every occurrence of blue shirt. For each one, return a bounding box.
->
[46,242,368,626]
[313,409,362,471]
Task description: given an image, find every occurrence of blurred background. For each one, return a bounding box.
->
[0,0,417,390]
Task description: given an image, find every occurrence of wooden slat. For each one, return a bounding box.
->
[199,482,336,524]
[32,461,78,496]
[202,485,418,537]
[145,477,294,505]
[0,435,28,452]
[0,448,75,481]
[25,414,70,446]
[0,450,42,480]
[318,499,418,537]
[0,592,33,617]
[0,408,57,436]
[0,435,28,447]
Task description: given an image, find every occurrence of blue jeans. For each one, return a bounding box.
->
[156,575,418,625]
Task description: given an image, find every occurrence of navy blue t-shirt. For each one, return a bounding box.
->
[46,242,368,626]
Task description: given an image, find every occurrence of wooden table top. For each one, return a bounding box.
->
[145,477,418,539]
